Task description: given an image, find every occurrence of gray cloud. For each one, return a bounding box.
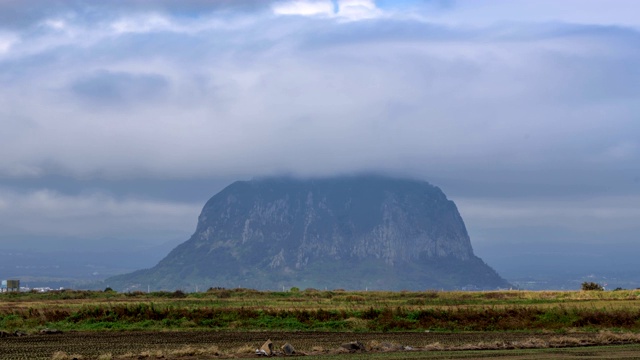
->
[1,1,639,254]
[419,0,640,28]
[457,196,640,232]
[2,17,639,180]
[70,70,170,105]
[0,187,200,242]
[0,0,273,30]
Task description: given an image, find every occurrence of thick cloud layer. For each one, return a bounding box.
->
[1,0,639,256]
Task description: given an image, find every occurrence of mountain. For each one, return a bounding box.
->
[106,175,509,291]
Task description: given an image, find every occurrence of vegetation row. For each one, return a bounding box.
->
[2,288,640,333]
[2,302,640,332]
[1,285,637,303]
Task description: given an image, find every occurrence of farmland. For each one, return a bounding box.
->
[4,330,640,360]
[2,289,640,359]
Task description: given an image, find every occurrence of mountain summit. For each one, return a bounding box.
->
[107,175,508,291]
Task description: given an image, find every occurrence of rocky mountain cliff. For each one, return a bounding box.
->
[107,175,509,291]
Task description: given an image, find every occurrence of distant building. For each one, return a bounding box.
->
[1,279,20,292]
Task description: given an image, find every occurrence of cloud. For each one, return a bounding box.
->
[1,0,639,252]
[273,0,382,20]
[1,14,639,183]
[70,70,170,106]
[0,188,200,242]
[0,0,274,30]
[596,142,639,162]
[337,0,382,20]
[111,14,174,34]
[0,32,17,54]
[418,0,640,28]
[272,0,335,17]
[456,196,640,232]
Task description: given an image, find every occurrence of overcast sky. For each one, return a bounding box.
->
[1,0,639,261]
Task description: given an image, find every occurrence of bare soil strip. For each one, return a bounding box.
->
[313,345,640,359]
[1,330,631,360]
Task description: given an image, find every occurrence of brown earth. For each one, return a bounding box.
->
[1,330,631,360]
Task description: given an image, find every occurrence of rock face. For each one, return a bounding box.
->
[107,175,509,291]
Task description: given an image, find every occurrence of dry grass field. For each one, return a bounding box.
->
[2,289,640,359]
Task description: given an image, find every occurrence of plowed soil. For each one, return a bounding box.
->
[0,331,607,360]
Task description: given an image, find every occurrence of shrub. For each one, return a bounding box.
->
[581,282,604,291]
[171,290,187,298]
[423,290,439,299]
[406,299,427,305]
[345,295,365,302]
[214,290,232,298]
